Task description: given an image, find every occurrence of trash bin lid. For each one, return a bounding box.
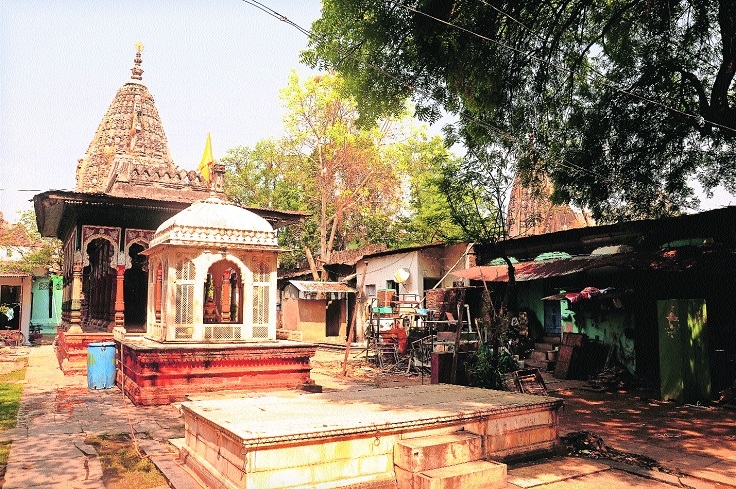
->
[88,341,115,347]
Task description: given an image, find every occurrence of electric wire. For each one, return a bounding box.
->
[240,0,519,144]
[238,0,603,182]
[242,0,714,188]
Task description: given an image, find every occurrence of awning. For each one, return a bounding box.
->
[452,254,629,282]
[453,246,736,283]
[542,287,617,302]
[289,280,356,294]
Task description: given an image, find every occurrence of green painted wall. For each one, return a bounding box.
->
[515,280,545,336]
[31,275,63,333]
[573,305,636,374]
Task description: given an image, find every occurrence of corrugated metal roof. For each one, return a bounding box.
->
[0,272,31,278]
[451,254,630,282]
[289,281,356,294]
[453,247,736,282]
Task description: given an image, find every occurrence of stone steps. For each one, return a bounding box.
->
[394,431,507,489]
[414,460,507,489]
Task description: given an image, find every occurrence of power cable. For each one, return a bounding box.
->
[238,0,601,182]
[240,0,519,144]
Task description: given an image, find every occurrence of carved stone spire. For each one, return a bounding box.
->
[74,46,224,202]
[131,42,144,81]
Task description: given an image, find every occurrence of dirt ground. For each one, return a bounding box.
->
[553,381,736,473]
[310,346,426,388]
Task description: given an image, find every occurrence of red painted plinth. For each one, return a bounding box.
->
[56,328,114,375]
[117,338,319,406]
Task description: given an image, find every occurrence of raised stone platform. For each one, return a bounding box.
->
[174,384,563,489]
[117,337,318,406]
[55,329,114,375]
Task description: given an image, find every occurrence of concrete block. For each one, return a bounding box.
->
[358,454,394,476]
[248,442,325,471]
[486,425,557,453]
[247,464,315,488]
[311,457,361,484]
[415,460,506,489]
[394,432,483,472]
[485,410,554,435]
[395,465,414,489]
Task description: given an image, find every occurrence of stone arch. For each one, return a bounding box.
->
[123,243,148,331]
[203,258,244,325]
[81,226,121,267]
[82,237,117,328]
[124,229,154,269]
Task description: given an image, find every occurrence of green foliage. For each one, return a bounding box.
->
[306,0,736,222]
[224,71,460,269]
[0,209,62,274]
[466,343,518,390]
[0,361,25,431]
[0,440,10,476]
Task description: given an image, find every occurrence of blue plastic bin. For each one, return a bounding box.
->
[87,341,116,389]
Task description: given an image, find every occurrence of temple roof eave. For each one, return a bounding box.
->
[33,189,195,239]
[33,190,305,240]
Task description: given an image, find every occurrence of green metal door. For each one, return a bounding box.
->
[657,299,710,403]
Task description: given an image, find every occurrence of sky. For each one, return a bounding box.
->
[0,0,322,222]
[1,1,734,224]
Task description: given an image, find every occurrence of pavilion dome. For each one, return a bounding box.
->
[150,196,278,249]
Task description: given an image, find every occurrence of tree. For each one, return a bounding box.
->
[384,131,467,245]
[224,71,459,272]
[279,71,401,270]
[222,140,307,211]
[0,210,62,274]
[305,0,736,222]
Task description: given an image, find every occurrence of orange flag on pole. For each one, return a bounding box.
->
[197,132,214,184]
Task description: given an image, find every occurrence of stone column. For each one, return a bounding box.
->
[221,271,232,323]
[114,264,126,331]
[68,261,84,333]
[155,265,162,321]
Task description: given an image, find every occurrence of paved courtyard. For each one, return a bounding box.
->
[1,344,734,488]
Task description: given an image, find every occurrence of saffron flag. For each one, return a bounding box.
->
[197,132,214,184]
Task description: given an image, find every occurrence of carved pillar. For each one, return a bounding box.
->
[220,271,232,323]
[155,265,162,321]
[114,264,125,331]
[68,262,84,333]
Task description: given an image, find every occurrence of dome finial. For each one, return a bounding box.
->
[131,42,145,81]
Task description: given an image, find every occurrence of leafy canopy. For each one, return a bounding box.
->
[305,0,736,222]
[223,71,463,270]
[0,210,61,274]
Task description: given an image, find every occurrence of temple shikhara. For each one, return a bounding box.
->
[505,173,589,238]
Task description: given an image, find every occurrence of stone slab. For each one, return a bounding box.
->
[3,453,103,489]
[119,337,318,405]
[416,460,506,489]
[507,468,679,488]
[180,384,562,448]
[507,457,610,488]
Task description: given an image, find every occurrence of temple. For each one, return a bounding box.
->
[33,46,306,375]
[117,196,317,405]
[506,173,589,238]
